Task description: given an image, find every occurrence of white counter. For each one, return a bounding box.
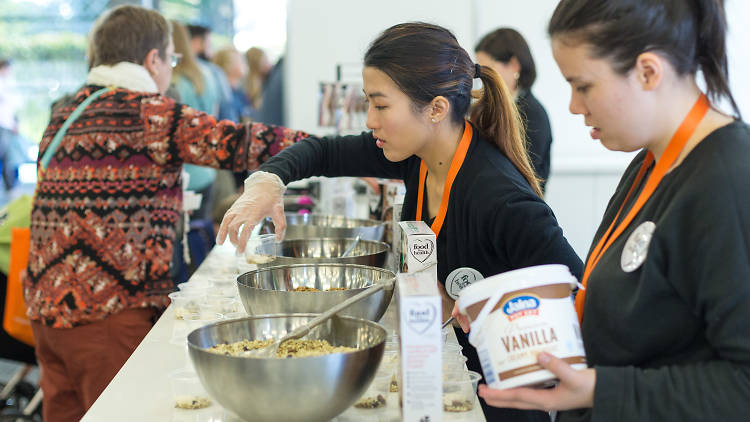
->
[81,246,486,422]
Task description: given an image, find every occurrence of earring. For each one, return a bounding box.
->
[514,72,520,80]
[431,118,437,123]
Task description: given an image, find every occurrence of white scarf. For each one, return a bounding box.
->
[86,62,158,93]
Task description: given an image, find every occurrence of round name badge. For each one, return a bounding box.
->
[621,221,656,273]
[446,267,484,300]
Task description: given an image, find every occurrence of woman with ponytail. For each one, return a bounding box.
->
[218,22,581,422]
[458,1,750,420]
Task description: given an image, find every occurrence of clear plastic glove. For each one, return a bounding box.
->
[216,171,286,254]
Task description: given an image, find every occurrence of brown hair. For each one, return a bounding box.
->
[92,5,170,67]
[364,22,541,197]
[171,20,204,95]
[549,0,740,118]
[475,28,537,91]
[244,47,267,109]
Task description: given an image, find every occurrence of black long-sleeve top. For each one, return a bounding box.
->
[560,120,750,422]
[260,122,582,284]
[517,90,552,192]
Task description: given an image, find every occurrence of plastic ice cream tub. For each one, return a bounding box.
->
[456,264,586,389]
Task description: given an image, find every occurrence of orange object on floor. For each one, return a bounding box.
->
[3,227,33,346]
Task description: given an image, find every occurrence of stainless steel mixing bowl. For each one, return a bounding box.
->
[261,214,386,241]
[256,237,389,268]
[187,314,386,422]
[237,264,395,321]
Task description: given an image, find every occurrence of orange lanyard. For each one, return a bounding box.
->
[415,121,473,238]
[575,94,710,323]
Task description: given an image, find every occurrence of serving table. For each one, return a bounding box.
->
[81,244,486,422]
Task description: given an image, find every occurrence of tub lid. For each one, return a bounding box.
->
[456,264,576,310]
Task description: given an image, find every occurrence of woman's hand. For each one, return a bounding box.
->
[478,352,595,412]
[216,171,286,253]
[450,302,471,333]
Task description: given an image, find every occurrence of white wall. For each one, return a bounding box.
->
[285,0,750,258]
[286,0,474,134]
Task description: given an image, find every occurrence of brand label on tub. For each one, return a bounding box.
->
[502,295,540,320]
[468,283,586,389]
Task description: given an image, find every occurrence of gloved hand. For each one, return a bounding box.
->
[216,171,286,254]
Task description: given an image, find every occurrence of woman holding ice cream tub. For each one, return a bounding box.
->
[218,22,582,421]
[454,0,750,420]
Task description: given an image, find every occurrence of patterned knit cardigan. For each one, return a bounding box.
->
[24,85,308,328]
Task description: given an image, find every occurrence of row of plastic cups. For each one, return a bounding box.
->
[383,340,463,354]
[170,310,248,346]
[169,288,241,318]
[169,368,213,411]
[346,368,482,417]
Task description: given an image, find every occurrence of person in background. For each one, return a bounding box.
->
[23,6,308,421]
[257,56,285,126]
[454,1,750,421]
[218,22,582,422]
[213,47,250,123]
[171,20,221,221]
[0,58,20,191]
[186,24,234,122]
[244,46,271,118]
[476,28,553,193]
[212,47,253,213]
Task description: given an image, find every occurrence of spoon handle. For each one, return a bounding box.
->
[283,282,388,341]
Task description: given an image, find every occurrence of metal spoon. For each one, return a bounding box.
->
[245,281,389,358]
[441,317,455,329]
[340,234,362,258]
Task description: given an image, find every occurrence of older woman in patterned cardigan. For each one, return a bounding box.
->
[22,5,308,422]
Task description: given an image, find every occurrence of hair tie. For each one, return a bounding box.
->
[474,63,481,79]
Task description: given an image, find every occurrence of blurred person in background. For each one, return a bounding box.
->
[257,56,285,126]
[476,28,553,193]
[244,46,271,119]
[186,24,235,122]
[171,20,221,221]
[213,47,250,123]
[0,58,21,191]
[24,6,308,421]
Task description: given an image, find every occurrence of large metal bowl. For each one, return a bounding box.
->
[261,214,386,241]
[237,264,395,322]
[187,314,386,422]
[258,237,389,268]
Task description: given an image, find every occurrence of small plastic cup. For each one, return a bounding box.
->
[205,276,236,292]
[384,340,399,353]
[200,297,241,314]
[443,342,463,354]
[442,370,482,414]
[339,373,391,421]
[200,259,238,276]
[377,350,399,374]
[168,291,203,320]
[236,261,255,276]
[244,234,281,265]
[443,353,469,372]
[177,282,213,293]
[169,368,212,410]
[221,311,248,320]
[184,311,223,334]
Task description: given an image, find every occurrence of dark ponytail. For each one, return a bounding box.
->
[694,0,740,117]
[470,65,542,196]
[548,0,740,118]
[364,22,542,197]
